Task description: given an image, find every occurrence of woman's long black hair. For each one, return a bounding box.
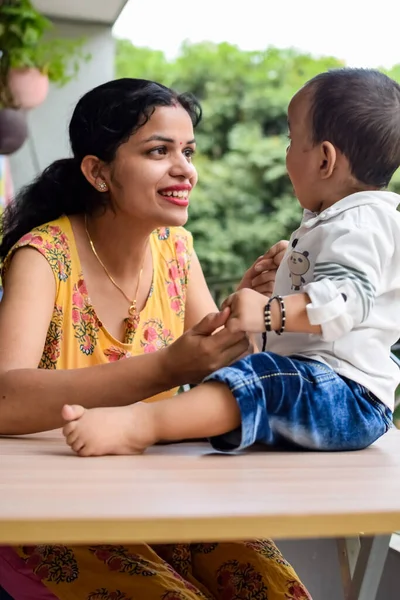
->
[0,78,202,261]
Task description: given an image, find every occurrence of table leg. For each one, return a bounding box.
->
[337,535,390,600]
[337,536,361,597]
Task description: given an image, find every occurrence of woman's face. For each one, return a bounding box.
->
[106,104,198,228]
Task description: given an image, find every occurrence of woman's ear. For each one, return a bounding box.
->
[80,155,109,192]
[319,141,337,179]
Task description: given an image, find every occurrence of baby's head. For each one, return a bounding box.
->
[286,68,400,212]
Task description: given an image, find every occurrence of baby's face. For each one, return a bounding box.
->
[286,89,325,212]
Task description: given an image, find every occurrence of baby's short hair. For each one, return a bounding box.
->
[305,68,400,188]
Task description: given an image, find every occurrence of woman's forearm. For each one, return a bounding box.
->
[0,349,176,435]
[0,311,251,435]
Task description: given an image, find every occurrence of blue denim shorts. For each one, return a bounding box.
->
[204,352,393,452]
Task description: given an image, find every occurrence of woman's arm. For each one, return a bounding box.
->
[184,250,218,330]
[237,240,289,295]
[183,250,257,355]
[0,249,249,435]
[184,242,291,328]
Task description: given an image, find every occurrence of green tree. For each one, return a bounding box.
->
[116,39,400,281]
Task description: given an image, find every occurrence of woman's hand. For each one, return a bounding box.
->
[164,308,251,384]
[237,240,289,296]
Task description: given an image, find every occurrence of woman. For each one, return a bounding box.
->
[0,79,311,600]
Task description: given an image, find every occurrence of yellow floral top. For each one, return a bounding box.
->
[3,216,193,402]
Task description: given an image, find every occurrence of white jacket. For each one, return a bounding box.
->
[268,191,400,410]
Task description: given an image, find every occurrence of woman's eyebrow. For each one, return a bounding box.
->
[141,135,196,144]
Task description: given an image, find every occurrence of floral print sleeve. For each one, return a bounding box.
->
[173,228,193,284]
[163,227,193,319]
[2,223,72,290]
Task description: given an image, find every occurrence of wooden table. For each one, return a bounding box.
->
[1,429,400,599]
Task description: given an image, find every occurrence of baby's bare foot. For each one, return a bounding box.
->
[61,403,156,457]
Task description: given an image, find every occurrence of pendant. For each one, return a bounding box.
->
[128,302,137,317]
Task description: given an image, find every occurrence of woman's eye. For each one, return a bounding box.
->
[149,146,167,156]
[183,148,195,159]
[148,146,196,160]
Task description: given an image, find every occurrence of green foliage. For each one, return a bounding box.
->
[389,166,400,195]
[115,40,169,85]
[0,0,90,107]
[115,38,400,280]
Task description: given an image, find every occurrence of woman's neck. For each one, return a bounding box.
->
[84,210,153,279]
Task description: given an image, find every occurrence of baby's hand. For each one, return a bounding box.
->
[222,288,267,334]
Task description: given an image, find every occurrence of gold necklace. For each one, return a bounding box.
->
[84,215,145,318]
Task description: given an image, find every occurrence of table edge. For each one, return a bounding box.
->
[1,512,400,544]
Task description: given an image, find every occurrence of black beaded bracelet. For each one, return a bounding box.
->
[263,295,286,339]
[261,299,273,352]
[271,295,286,335]
[264,301,273,332]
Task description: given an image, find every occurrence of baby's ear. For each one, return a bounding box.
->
[320,141,336,179]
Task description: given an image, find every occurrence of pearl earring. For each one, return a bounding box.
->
[98,181,107,191]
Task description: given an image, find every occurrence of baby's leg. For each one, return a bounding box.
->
[62,352,391,456]
[62,403,157,456]
[61,382,241,457]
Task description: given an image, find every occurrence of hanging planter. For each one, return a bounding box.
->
[0,0,90,113]
[0,0,90,157]
[0,109,28,155]
[7,67,49,110]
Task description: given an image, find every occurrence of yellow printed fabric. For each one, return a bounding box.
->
[4,216,192,401]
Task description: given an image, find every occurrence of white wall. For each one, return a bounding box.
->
[9,20,115,192]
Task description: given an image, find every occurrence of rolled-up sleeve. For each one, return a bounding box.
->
[303,223,388,342]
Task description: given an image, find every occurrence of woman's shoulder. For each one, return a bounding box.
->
[18,216,70,244]
[2,215,74,282]
[152,226,193,260]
